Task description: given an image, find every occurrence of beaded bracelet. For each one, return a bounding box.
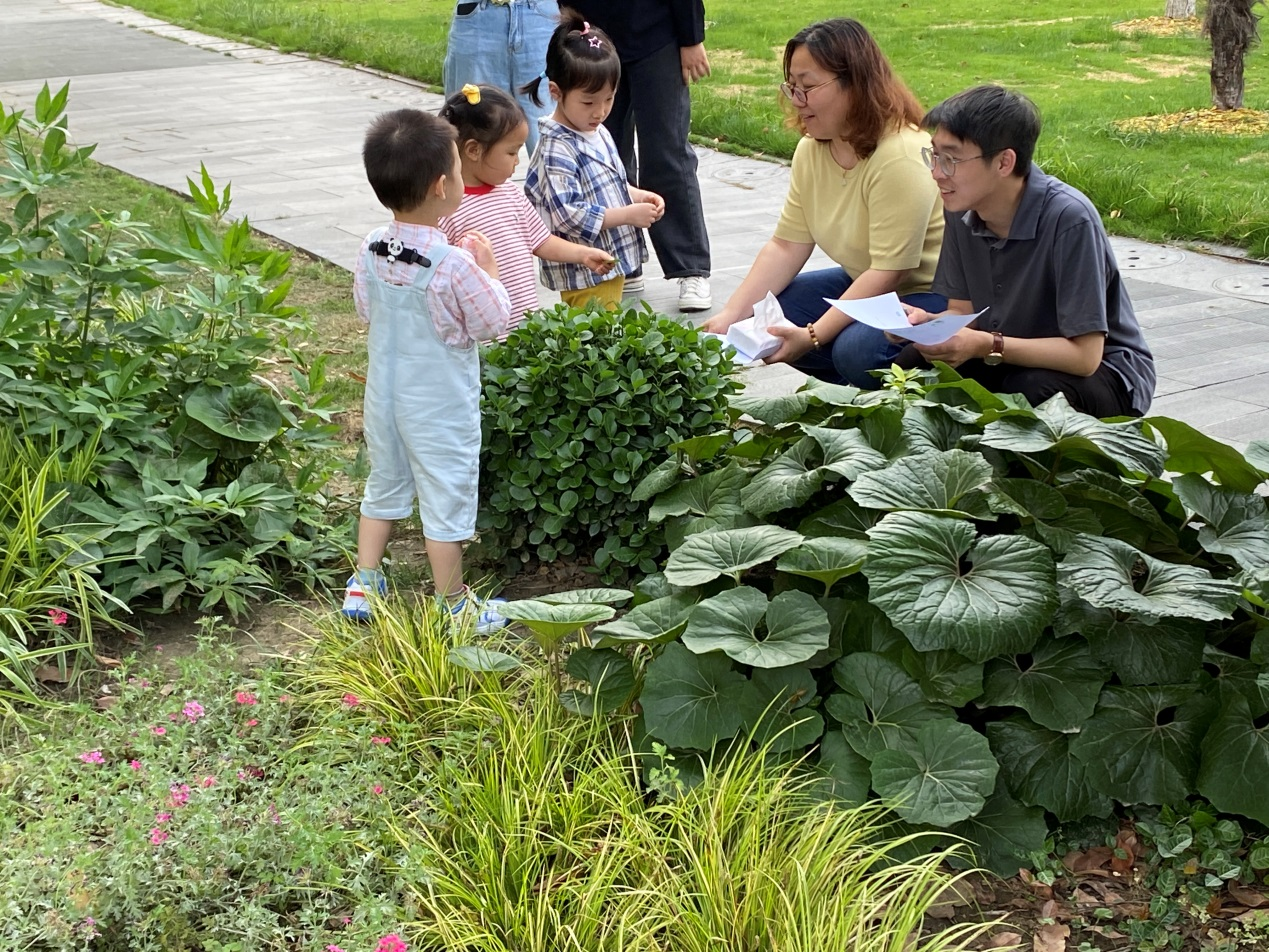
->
[807,322,823,349]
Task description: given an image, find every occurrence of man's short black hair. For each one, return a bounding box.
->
[362,109,457,213]
[923,85,1042,178]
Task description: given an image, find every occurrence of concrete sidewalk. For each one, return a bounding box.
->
[4,0,1269,445]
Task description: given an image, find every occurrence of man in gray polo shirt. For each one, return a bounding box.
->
[898,85,1155,417]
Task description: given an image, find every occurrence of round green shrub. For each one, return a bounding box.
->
[479,303,740,578]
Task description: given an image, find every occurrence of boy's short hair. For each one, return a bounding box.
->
[923,85,1042,177]
[363,109,457,212]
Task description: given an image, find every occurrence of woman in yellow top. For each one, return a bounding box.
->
[702,18,945,387]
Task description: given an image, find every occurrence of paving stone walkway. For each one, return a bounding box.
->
[4,0,1269,445]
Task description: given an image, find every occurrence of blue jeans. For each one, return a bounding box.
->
[777,267,948,388]
[442,0,559,157]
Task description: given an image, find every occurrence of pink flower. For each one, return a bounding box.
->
[169,784,191,807]
[371,736,391,745]
[278,694,291,703]
[200,775,217,788]
[342,693,360,707]
[181,701,205,722]
[154,645,163,653]
[154,812,172,824]
[47,608,68,626]
[151,726,167,736]
[78,750,105,764]
[372,784,384,796]
[245,718,259,728]
[149,828,168,845]
[237,765,265,781]
[234,691,258,705]
[129,760,143,771]
[268,802,281,824]
[376,935,408,952]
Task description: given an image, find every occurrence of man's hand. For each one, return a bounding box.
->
[680,43,710,85]
[915,328,992,368]
[764,323,816,364]
[581,248,617,276]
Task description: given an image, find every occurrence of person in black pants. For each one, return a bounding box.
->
[567,0,713,313]
[896,85,1156,418]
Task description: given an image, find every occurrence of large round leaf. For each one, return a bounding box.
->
[776,537,869,594]
[591,593,697,648]
[535,588,632,606]
[1172,473,1269,571]
[729,390,816,425]
[826,652,950,759]
[947,789,1050,877]
[1070,685,1218,805]
[1143,416,1268,493]
[816,730,872,805]
[901,647,984,707]
[1197,694,1269,825]
[1057,598,1205,686]
[849,449,994,517]
[987,716,1113,822]
[447,646,522,674]
[738,438,826,517]
[804,425,888,480]
[797,496,877,539]
[648,462,748,523]
[902,403,976,455]
[184,384,285,442]
[1057,470,1175,551]
[664,526,804,586]
[865,512,1056,662]
[499,599,615,647]
[980,392,1165,476]
[743,665,826,753]
[987,478,1067,521]
[560,647,636,716]
[870,720,1000,827]
[1059,535,1242,623]
[640,642,762,750]
[981,633,1106,731]
[682,587,829,669]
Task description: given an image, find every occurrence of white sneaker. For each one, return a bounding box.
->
[623,274,645,295]
[678,276,712,312]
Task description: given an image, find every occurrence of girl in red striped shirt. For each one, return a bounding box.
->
[439,83,615,333]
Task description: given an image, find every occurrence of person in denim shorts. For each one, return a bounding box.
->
[443,0,560,156]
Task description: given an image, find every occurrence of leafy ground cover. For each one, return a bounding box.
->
[113,0,1269,255]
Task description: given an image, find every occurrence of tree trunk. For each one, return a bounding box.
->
[1165,0,1195,17]
[1205,0,1262,109]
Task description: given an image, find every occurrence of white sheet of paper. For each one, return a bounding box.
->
[822,294,988,346]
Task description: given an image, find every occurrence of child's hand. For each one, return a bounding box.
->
[581,249,617,276]
[458,230,497,276]
[625,202,663,229]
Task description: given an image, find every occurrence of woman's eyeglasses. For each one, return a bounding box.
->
[779,77,838,107]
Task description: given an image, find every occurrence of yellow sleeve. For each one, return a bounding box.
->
[773,137,814,245]
[861,131,943,272]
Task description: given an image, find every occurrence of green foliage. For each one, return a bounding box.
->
[0,639,412,950]
[609,369,1269,875]
[0,86,351,617]
[478,303,739,578]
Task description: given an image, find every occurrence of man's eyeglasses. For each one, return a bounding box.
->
[921,146,995,177]
[779,77,838,107]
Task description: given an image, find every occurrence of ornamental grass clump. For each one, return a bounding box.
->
[478,303,740,579]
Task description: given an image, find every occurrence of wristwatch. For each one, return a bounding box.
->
[984,331,1005,366]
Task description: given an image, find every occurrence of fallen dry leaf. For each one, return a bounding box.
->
[93,696,118,710]
[1032,923,1070,952]
[987,931,1024,949]
[1227,882,1268,908]
[1064,846,1114,873]
[1110,829,1139,873]
[94,654,122,668]
[33,665,70,683]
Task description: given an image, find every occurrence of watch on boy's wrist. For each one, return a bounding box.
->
[984,331,1005,366]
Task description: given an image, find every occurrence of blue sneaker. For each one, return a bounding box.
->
[442,585,509,635]
[342,568,386,621]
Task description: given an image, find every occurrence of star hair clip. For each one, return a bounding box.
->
[461,83,481,105]
[579,21,602,48]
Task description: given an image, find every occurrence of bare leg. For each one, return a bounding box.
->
[356,516,394,569]
[425,538,465,598]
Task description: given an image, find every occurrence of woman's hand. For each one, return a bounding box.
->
[700,310,742,334]
[764,323,816,364]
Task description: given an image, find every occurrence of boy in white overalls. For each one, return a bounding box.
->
[343,108,512,631]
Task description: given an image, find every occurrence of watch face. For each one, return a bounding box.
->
[984,353,1003,366]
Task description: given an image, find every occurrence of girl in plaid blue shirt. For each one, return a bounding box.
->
[523,11,664,309]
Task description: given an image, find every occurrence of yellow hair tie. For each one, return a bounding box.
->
[461,84,481,105]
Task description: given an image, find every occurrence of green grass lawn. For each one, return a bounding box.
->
[113,0,1268,254]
